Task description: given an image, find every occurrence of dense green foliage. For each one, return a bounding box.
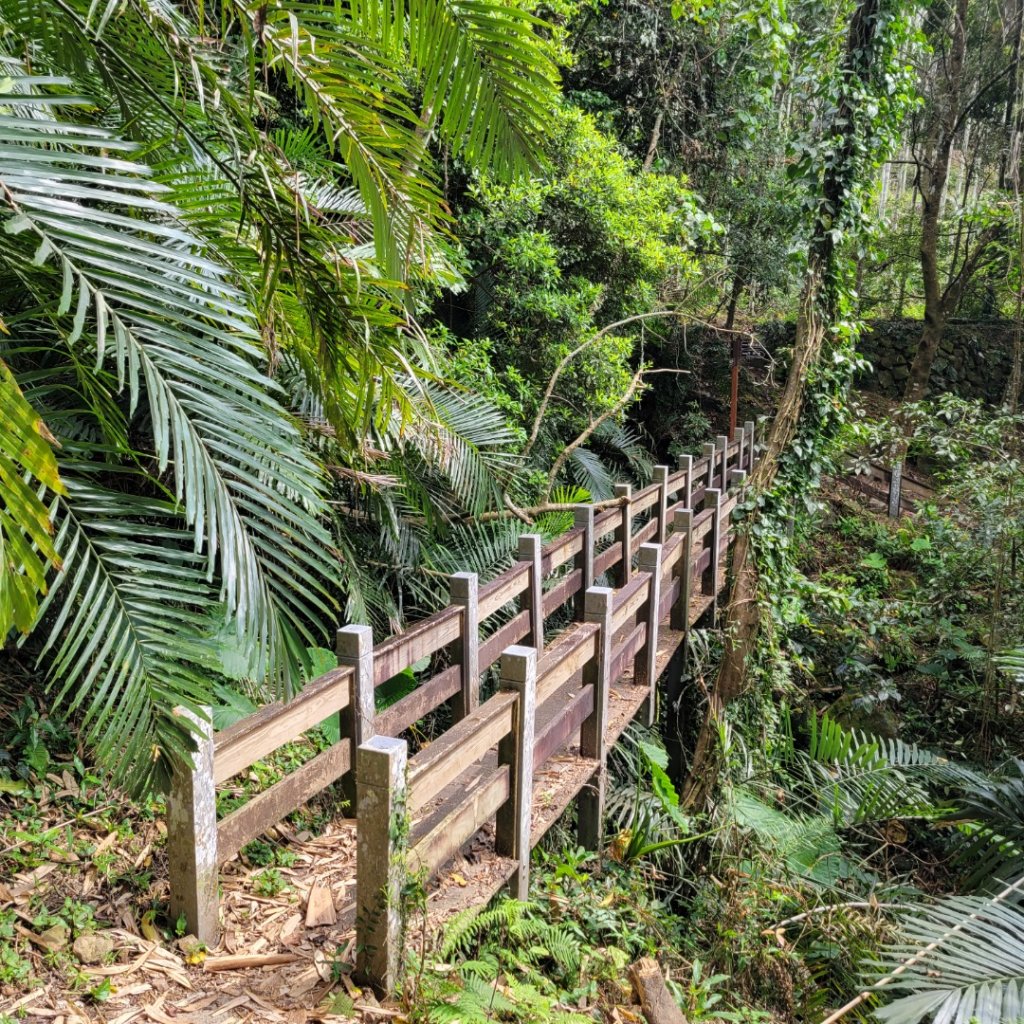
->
[3,0,1024,1021]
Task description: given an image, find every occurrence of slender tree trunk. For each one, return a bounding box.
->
[903,0,969,403]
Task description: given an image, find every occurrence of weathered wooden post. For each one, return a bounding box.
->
[495,645,537,900]
[703,488,722,613]
[355,735,408,994]
[676,453,693,510]
[653,466,670,545]
[518,534,544,652]
[744,420,756,472]
[728,468,747,493]
[671,509,694,634]
[573,505,595,620]
[449,572,479,719]
[614,483,632,585]
[167,706,219,946]
[716,435,729,487]
[734,426,746,476]
[636,543,663,726]
[703,441,716,489]
[338,624,375,809]
[888,461,903,519]
[578,587,613,850]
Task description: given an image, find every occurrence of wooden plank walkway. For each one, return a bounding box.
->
[165,425,755,992]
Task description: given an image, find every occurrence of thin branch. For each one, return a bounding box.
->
[522,311,746,459]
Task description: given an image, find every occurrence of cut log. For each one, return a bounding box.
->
[629,957,688,1024]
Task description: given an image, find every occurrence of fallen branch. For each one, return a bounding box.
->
[203,953,301,972]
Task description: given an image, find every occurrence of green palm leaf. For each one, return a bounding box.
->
[873,885,1024,1024]
[0,358,65,636]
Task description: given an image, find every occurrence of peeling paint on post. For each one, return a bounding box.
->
[676,453,693,509]
[355,735,408,995]
[450,572,479,718]
[671,509,694,633]
[495,646,537,900]
[653,466,670,545]
[518,534,544,652]
[338,624,374,810]
[167,705,219,946]
[578,587,613,850]
[614,483,632,585]
[636,543,663,726]
[716,435,729,486]
[573,505,595,620]
[703,442,716,489]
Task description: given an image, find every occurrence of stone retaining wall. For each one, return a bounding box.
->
[758,318,1015,402]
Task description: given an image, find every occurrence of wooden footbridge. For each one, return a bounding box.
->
[166,424,758,992]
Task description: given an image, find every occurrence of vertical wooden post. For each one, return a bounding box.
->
[702,442,716,489]
[573,505,595,620]
[578,587,613,851]
[355,735,408,995]
[495,645,537,900]
[703,488,722,614]
[338,624,375,809]
[744,420,756,472]
[734,426,745,477]
[888,461,903,518]
[614,483,632,585]
[449,572,479,719]
[652,465,670,545]
[167,706,219,946]
[676,453,693,510]
[636,543,663,726]
[670,509,693,633]
[716,434,729,488]
[518,534,544,652]
[728,468,747,493]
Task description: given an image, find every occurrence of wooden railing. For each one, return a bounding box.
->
[166,422,758,989]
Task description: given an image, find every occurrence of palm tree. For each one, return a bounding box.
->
[0,0,561,792]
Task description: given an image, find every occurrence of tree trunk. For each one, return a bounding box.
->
[903,0,969,403]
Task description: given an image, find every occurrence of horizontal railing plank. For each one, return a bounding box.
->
[537,624,598,705]
[376,663,462,738]
[612,573,650,633]
[594,539,624,577]
[213,668,351,784]
[410,766,510,877]
[374,606,462,687]
[542,568,583,617]
[541,528,583,574]
[478,564,531,621]
[609,621,647,683]
[479,610,531,670]
[533,687,593,770]
[216,738,351,862]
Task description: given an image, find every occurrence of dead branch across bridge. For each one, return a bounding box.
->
[166,423,760,993]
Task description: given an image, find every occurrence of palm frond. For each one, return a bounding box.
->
[784,714,982,825]
[0,357,65,636]
[872,883,1024,1024]
[398,0,561,178]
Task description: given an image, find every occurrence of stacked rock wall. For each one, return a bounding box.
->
[757,318,1015,401]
